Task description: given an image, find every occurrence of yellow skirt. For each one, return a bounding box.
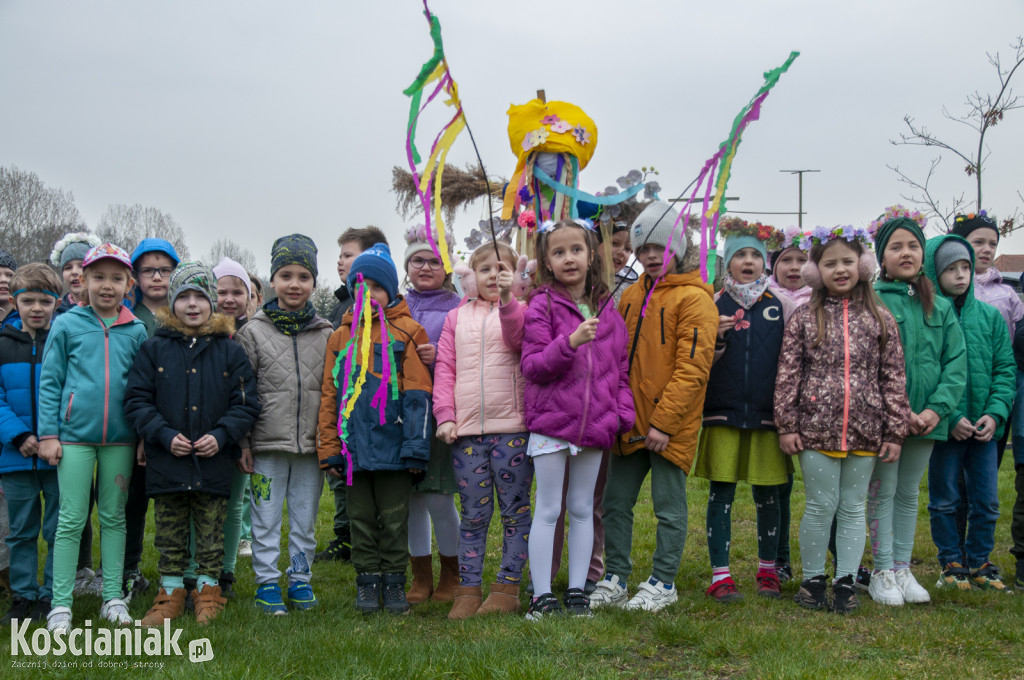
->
[693,425,794,485]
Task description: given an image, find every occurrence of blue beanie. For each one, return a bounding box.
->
[348,243,399,304]
[131,238,180,269]
[724,234,767,270]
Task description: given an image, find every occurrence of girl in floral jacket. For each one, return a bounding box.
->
[774,227,910,615]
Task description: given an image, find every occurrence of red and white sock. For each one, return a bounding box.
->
[757,559,775,574]
[711,566,731,585]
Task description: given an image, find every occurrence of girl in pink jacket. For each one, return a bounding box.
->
[433,241,531,620]
[521,219,635,621]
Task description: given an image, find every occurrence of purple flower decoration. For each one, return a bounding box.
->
[541,114,560,125]
[572,125,591,145]
[644,181,661,200]
[518,186,533,203]
[812,225,831,242]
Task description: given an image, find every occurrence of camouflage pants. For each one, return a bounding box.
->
[154,493,227,580]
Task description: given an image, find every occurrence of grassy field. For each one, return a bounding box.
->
[3,458,1023,680]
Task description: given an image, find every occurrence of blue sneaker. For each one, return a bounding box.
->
[255,583,288,615]
[287,581,318,610]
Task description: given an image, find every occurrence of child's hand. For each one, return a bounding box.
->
[170,433,193,457]
[436,421,457,444]
[973,415,997,442]
[645,427,670,453]
[779,433,803,456]
[717,315,734,340]
[39,439,62,465]
[496,262,514,304]
[951,417,975,441]
[193,434,220,458]
[237,447,254,474]
[915,409,940,436]
[136,441,146,466]
[878,442,901,463]
[19,434,39,458]
[325,466,343,479]
[569,318,600,348]
[416,343,437,365]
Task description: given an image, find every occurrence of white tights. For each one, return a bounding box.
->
[407,491,460,557]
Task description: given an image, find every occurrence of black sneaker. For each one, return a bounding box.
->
[854,566,872,591]
[314,533,352,563]
[1015,558,1024,592]
[219,572,236,600]
[2,596,34,625]
[122,570,150,603]
[525,593,563,621]
[775,560,794,584]
[183,577,198,611]
[382,573,410,615]
[563,588,593,617]
[30,597,52,622]
[794,575,829,611]
[832,575,859,615]
[355,573,382,614]
[583,579,598,595]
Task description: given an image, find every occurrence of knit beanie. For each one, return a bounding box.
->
[873,216,925,265]
[130,238,180,269]
[951,212,999,241]
[348,243,399,304]
[212,257,252,297]
[0,249,17,271]
[724,235,767,270]
[404,241,435,269]
[169,261,218,307]
[271,233,319,279]
[933,239,972,276]
[630,201,686,261]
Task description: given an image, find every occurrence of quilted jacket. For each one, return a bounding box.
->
[0,322,55,474]
[973,267,1024,339]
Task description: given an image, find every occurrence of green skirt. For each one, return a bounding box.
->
[693,425,793,485]
[413,435,458,495]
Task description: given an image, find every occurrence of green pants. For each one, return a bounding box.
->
[52,444,134,607]
[602,450,688,585]
[156,493,227,585]
[346,470,412,574]
[187,469,249,580]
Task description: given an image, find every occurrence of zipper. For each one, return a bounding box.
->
[743,308,751,426]
[240,376,246,405]
[292,336,302,451]
[102,325,110,444]
[479,302,492,434]
[690,328,698,359]
[65,392,75,422]
[31,337,39,470]
[660,308,666,345]
[577,314,594,445]
[841,298,850,451]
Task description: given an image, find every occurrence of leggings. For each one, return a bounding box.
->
[867,438,933,571]
[798,451,875,580]
[706,481,781,568]
[185,467,248,580]
[528,448,604,595]
[407,491,460,557]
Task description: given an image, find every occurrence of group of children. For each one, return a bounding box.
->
[1,202,1022,632]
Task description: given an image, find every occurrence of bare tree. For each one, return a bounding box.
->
[96,203,191,260]
[0,166,87,265]
[891,36,1024,233]
[204,238,258,277]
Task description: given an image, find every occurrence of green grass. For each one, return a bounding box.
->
[3,459,1023,679]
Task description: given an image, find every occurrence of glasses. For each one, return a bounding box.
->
[409,257,443,271]
[138,267,174,279]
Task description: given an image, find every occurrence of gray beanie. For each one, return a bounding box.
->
[60,242,91,269]
[630,201,687,262]
[169,261,218,308]
[934,239,972,277]
[0,249,16,271]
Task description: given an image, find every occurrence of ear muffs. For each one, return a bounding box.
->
[858,252,877,281]
[453,261,476,299]
[800,259,823,290]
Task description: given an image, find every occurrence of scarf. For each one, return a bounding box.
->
[768,275,812,307]
[263,299,316,336]
[723,272,769,310]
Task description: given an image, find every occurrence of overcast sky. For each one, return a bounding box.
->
[2,0,1023,285]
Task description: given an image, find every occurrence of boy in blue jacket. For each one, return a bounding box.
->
[0,264,61,624]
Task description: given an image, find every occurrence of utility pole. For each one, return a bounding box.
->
[780,169,819,227]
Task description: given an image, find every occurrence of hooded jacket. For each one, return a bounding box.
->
[521,285,634,449]
[973,267,1024,339]
[0,322,55,474]
[618,270,719,472]
[235,309,333,454]
[38,305,148,446]
[123,310,261,497]
[924,235,1015,438]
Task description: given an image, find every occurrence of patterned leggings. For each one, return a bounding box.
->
[706,481,781,567]
[452,433,533,586]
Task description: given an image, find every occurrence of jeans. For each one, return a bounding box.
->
[928,439,999,569]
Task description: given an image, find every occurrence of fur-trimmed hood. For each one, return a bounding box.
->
[156,307,236,338]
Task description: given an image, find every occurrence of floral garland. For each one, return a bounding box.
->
[522,114,593,153]
[867,204,927,237]
[798,225,873,252]
[953,209,995,227]
[778,225,810,252]
[49,232,101,267]
[717,217,783,251]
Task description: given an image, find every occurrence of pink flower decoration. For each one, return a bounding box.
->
[733,309,751,331]
[572,125,591,145]
[517,209,536,230]
[541,114,561,125]
[550,120,571,133]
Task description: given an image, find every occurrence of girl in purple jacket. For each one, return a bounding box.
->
[522,219,635,620]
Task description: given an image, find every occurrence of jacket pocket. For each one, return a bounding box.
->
[64,392,75,423]
[373,341,407,375]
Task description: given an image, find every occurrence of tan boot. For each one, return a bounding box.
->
[192,585,227,624]
[406,555,434,604]
[476,582,520,615]
[447,585,483,620]
[141,587,187,627]
[431,554,459,602]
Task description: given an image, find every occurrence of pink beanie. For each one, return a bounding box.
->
[212,257,252,297]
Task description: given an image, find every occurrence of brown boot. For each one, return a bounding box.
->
[447,585,482,620]
[476,582,520,615]
[431,554,459,602]
[192,585,227,624]
[406,555,434,604]
[141,587,187,627]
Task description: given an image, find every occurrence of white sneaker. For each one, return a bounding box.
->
[238,540,253,558]
[46,606,73,634]
[867,569,904,606]
[624,577,678,612]
[589,574,629,608]
[100,597,133,625]
[893,567,931,603]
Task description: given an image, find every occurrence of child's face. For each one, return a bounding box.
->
[881,228,923,282]
[611,230,632,272]
[818,240,860,297]
[727,247,764,284]
[62,259,84,299]
[85,261,132,317]
[636,244,674,279]
[173,290,213,329]
[407,253,446,292]
[135,252,176,303]
[14,291,56,332]
[773,248,808,290]
[216,275,249,319]
[337,241,363,281]
[939,260,972,297]
[364,278,391,308]
[0,266,13,307]
[966,227,998,275]
[473,251,514,302]
[544,227,591,291]
[271,264,315,311]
